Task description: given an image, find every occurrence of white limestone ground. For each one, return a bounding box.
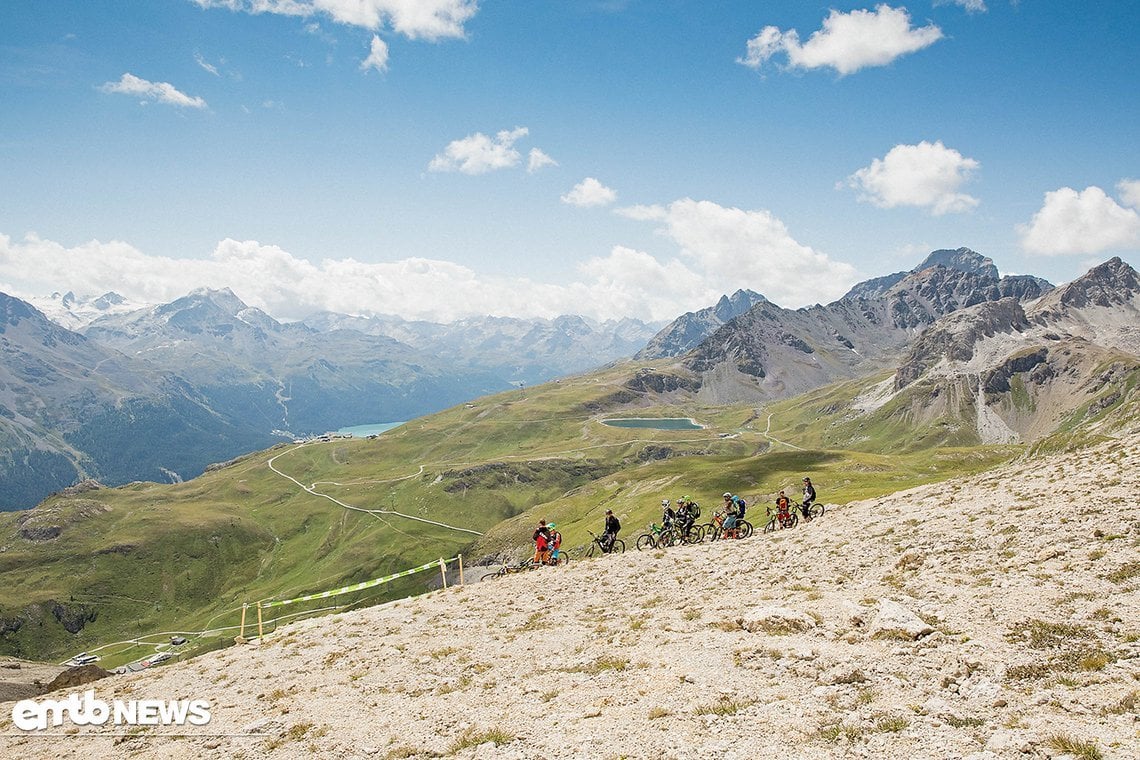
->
[3,436,1139,759]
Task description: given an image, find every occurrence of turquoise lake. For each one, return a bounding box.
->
[601,418,702,430]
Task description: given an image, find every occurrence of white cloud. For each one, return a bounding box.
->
[738,4,943,76]
[0,204,857,324]
[192,0,477,40]
[936,0,987,12]
[1017,185,1140,256]
[561,178,617,208]
[428,127,531,175]
[98,73,207,108]
[526,148,558,173]
[360,34,389,72]
[847,140,980,215]
[616,198,858,308]
[1118,178,1140,210]
[194,52,221,76]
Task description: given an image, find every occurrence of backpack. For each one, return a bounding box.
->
[735,497,746,520]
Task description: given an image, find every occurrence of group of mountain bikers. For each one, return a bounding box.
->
[530,477,819,561]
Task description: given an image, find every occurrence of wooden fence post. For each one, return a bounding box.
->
[438,558,448,589]
[458,554,465,586]
[257,604,264,644]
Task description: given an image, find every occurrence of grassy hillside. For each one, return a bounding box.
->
[0,362,1024,664]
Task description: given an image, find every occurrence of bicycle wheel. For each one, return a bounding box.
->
[788,513,798,529]
[737,520,753,539]
[763,517,777,534]
[480,570,505,582]
[611,539,626,554]
[586,542,597,558]
[636,534,657,551]
[554,553,569,566]
[809,503,825,519]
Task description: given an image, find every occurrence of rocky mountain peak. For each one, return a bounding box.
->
[1054,257,1140,309]
[914,247,998,279]
[170,287,249,316]
[713,289,767,322]
[91,292,127,310]
[637,289,769,359]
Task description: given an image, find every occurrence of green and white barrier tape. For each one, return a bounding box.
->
[260,558,451,609]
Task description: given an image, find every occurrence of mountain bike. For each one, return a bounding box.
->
[763,507,798,533]
[480,551,566,581]
[667,520,707,545]
[636,523,668,550]
[794,500,825,521]
[704,510,752,541]
[585,530,625,557]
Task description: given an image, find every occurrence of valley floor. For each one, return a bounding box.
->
[2,436,1139,759]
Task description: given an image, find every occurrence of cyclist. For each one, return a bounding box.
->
[547,522,563,564]
[532,520,551,564]
[601,509,621,552]
[801,477,817,521]
[774,491,792,527]
[722,492,740,538]
[675,497,696,533]
[661,499,676,529]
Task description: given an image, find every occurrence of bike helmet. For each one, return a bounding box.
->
[547,522,556,528]
[723,492,731,498]
[661,499,670,506]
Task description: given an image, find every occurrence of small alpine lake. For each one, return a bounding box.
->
[600,417,703,430]
[336,421,405,437]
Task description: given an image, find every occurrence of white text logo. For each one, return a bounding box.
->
[12,690,211,731]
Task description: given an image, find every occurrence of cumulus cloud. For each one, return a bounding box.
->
[360,34,389,72]
[428,127,546,175]
[1118,178,1140,210]
[737,4,943,76]
[561,178,617,207]
[192,0,477,40]
[0,233,671,322]
[1017,185,1140,256]
[0,203,858,324]
[846,140,980,215]
[526,148,558,173]
[98,73,207,108]
[614,198,858,307]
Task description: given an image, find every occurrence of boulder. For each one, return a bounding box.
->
[741,607,817,635]
[870,599,935,640]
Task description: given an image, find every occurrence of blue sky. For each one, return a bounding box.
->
[1,1,1138,322]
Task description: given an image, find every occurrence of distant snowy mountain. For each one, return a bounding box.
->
[29,290,145,331]
[302,312,663,384]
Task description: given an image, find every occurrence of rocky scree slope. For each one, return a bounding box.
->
[888,258,1140,444]
[4,435,1138,759]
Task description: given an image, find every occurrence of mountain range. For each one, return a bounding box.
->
[0,290,660,510]
[3,246,1137,513]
